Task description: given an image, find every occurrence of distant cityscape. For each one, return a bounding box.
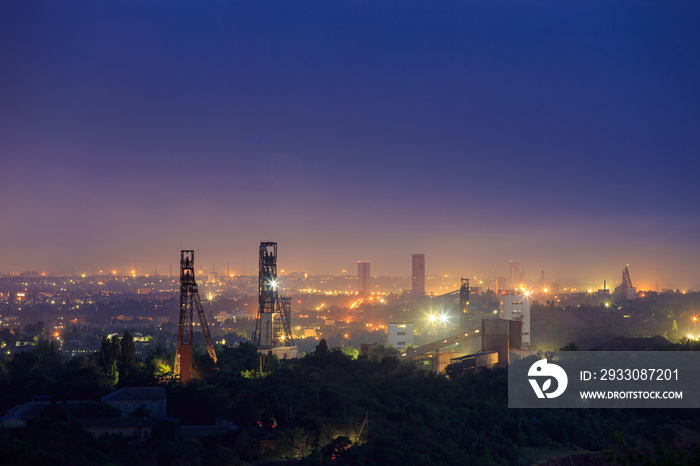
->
[1,251,693,363]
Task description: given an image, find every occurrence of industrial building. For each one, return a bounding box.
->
[396,273,533,373]
[387,322,414,350]
[613,265,637,300]
[499,293,531,347]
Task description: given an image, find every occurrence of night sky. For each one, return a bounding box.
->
[1,1,699,288]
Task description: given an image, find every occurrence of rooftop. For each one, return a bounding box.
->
[101,387,167,403]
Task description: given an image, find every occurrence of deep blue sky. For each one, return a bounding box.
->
[1,1,699,288]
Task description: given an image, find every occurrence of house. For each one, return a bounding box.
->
[77,417,156,441]
[100,387,167,417]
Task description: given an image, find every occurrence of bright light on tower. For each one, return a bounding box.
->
[439,314,448,324]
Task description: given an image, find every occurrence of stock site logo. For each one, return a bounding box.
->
[528,359,568,399]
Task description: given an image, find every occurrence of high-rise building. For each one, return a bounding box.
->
[358,261,370,295]
[411,254,425,295]
[509,260,522,288]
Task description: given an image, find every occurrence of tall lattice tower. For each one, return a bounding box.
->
[254,242,294,349]
[175,250,218,382]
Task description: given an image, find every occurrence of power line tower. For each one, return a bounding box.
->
[174,250,217,382]
[254,242,294,349]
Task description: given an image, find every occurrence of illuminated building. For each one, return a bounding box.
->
[358,261,370,295]
[499,293,530,347]
[412,254,425,295]
[388,322,414,350]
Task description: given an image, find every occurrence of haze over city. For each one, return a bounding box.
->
[2,1,699,289]
[4,3,700,465]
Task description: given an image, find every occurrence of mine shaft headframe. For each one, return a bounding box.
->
[255,242,279,348]
[175,250,195,378]
[622,266,633,288]
[181,250,195,284]
[254,241,295,348]
[259,241,279,302]
[175,249,218,380]
[178,250,196,347]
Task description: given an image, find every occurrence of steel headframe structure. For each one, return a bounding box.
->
[174,250,218,382]
[254,242,294,349]
[613,265,634,300]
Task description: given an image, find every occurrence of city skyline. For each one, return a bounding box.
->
[1,1,699,289]
[0,254,680,293]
